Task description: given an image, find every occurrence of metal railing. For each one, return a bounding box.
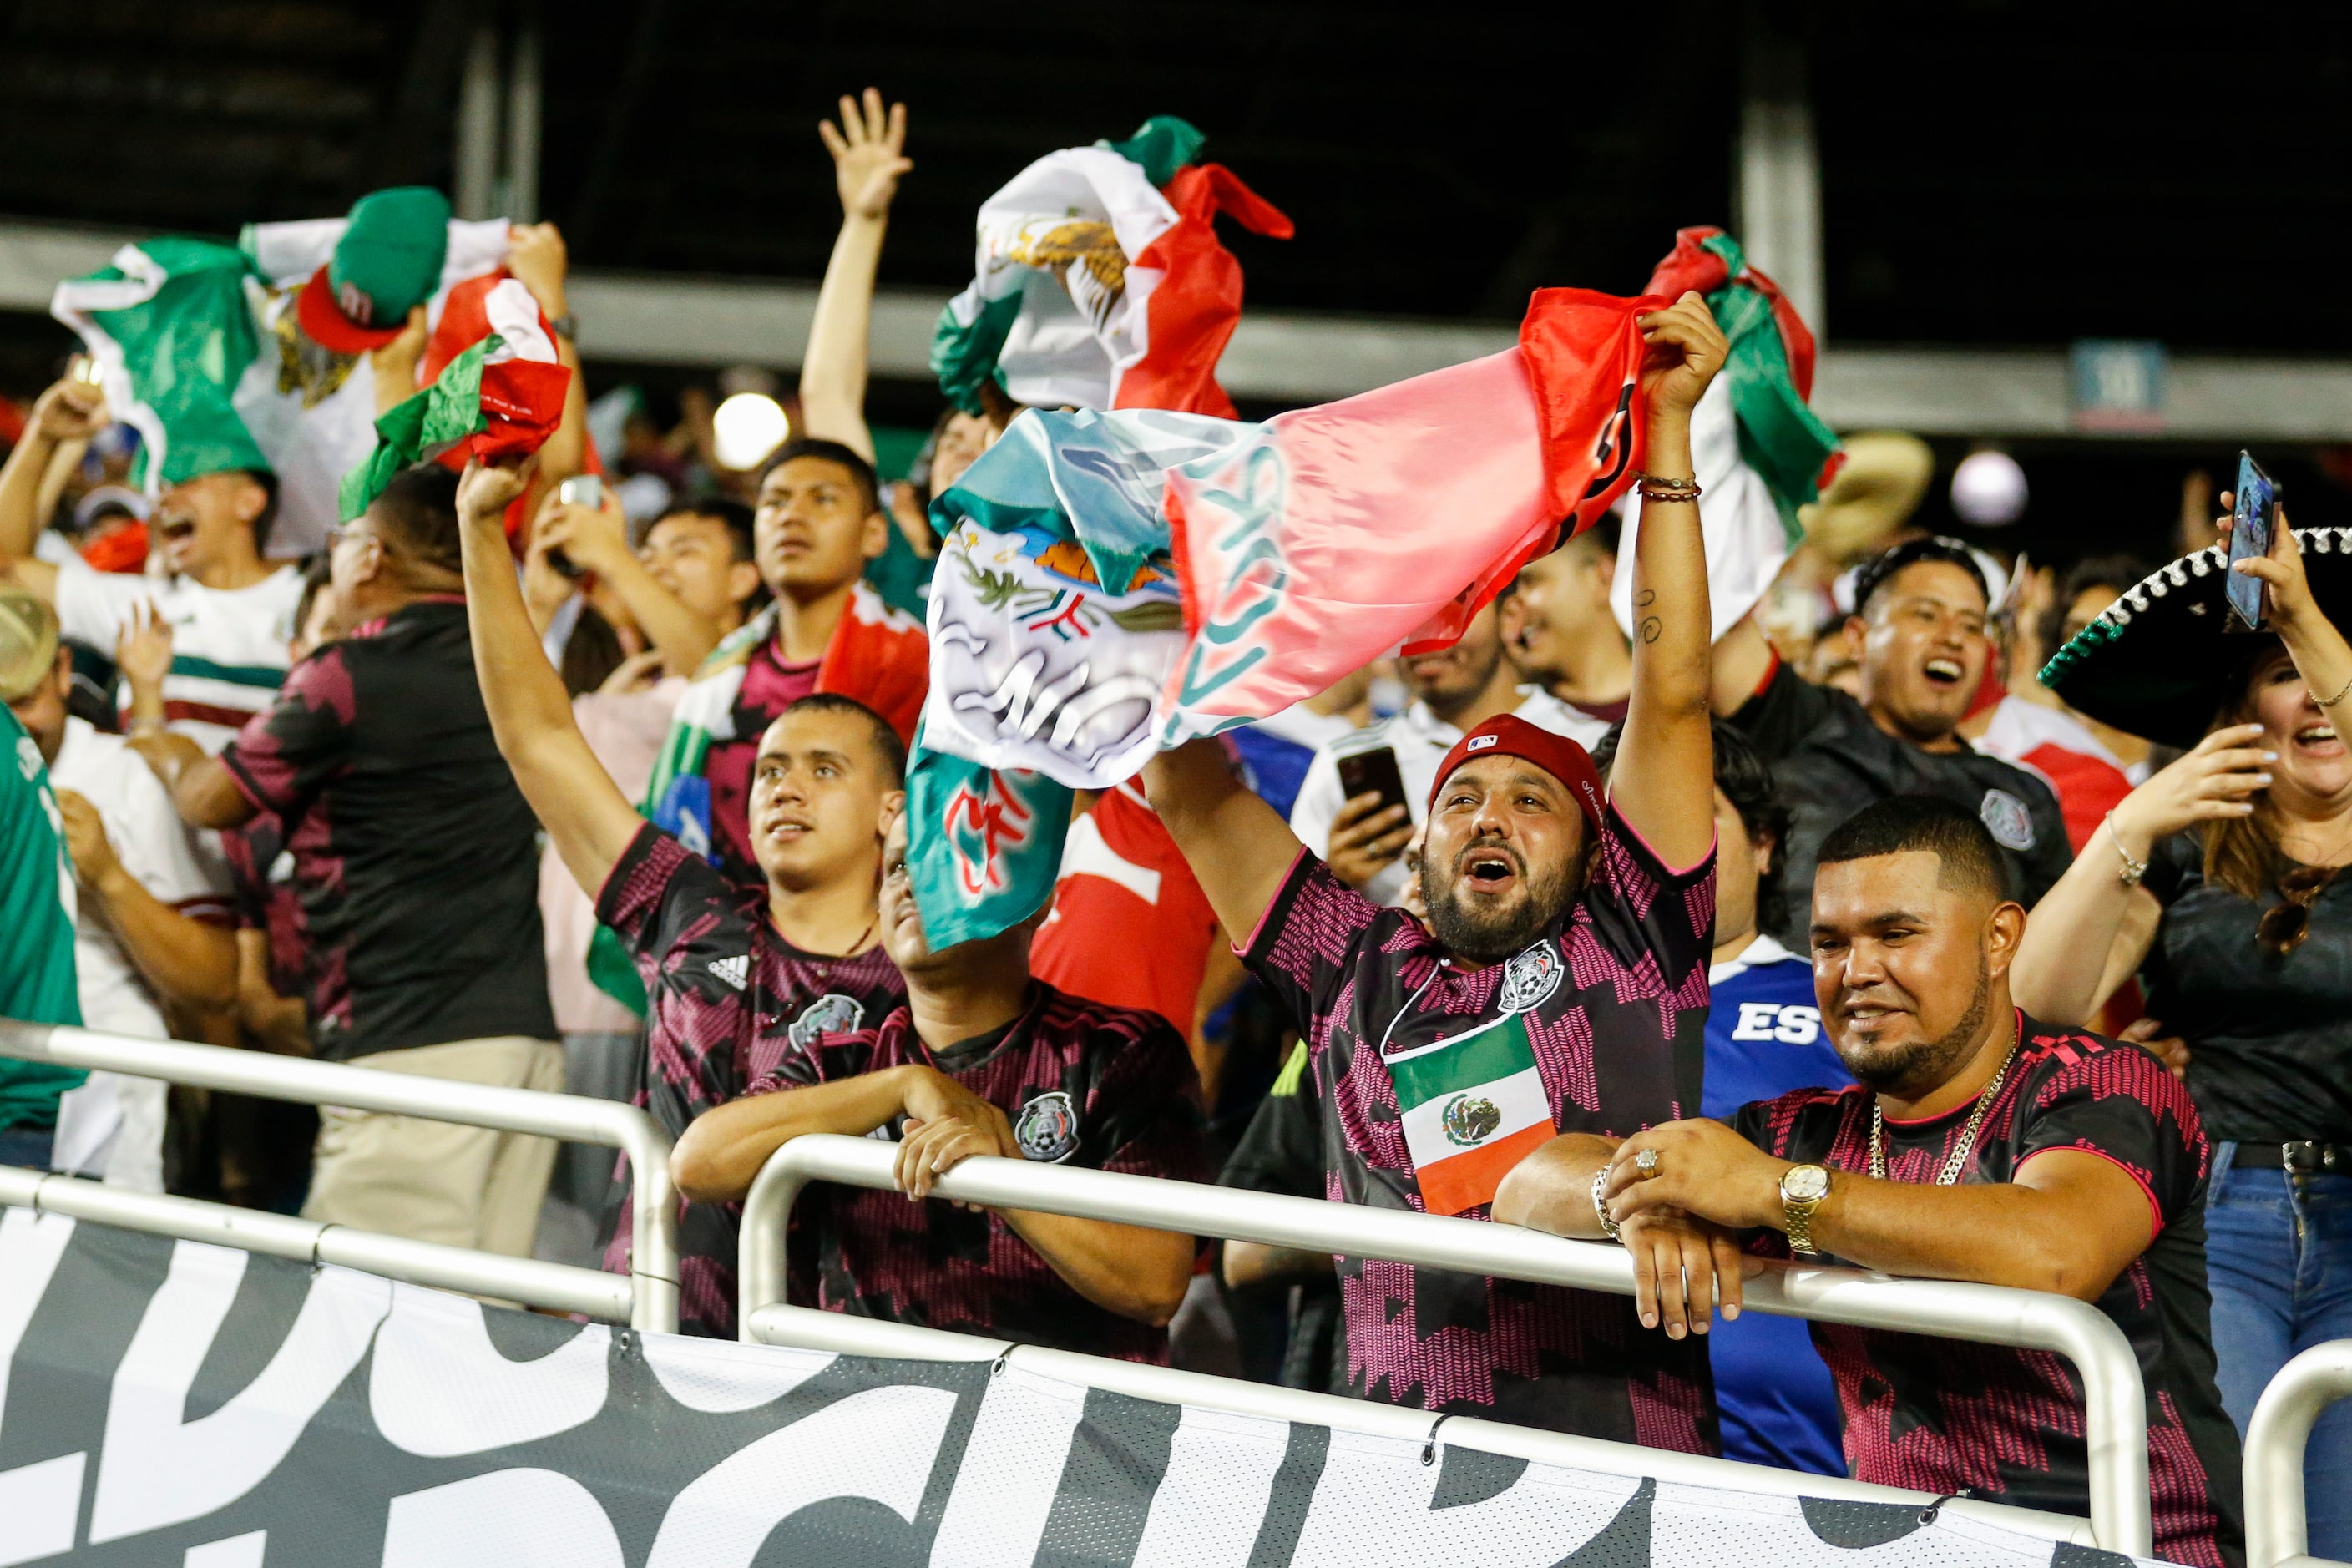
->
[0,1020,678,1333]
[740,1134,2152,1556]
[2245,1338,2352,1568]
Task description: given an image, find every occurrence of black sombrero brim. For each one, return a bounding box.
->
[2040,529,2352,749]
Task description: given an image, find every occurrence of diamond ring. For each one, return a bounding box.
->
[1634,1148,1659,1176]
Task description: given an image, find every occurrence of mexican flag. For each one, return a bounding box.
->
[1388,1012,1559,1218]
[1609,227,1844,645]
[336,280,569,519]
[51,219,511,557]
[932,115,1292,420]
[903,741,1074,953]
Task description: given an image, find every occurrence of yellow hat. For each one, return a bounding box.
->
[0,589,61,704]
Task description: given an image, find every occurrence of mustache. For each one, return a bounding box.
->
[1452,839,1527,878]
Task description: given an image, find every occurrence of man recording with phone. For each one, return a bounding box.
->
[1287,600,1606,905]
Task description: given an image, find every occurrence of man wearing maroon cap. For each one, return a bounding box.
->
[1146,291,1732,1446]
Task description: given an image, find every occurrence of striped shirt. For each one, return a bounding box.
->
[52,554,303,753]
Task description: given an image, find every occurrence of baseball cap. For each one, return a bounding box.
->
[73,483,151,533]
[0,589,61,704]
[1428,713,1605,829]
[296,187,453,354]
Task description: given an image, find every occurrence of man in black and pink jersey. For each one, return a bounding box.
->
[674,808,1206,1362]
[1513,796,2240,1565]
[453,458,905,1338]
[1143,292,1734,1445]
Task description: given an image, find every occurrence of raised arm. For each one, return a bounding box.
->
[531,486,721,675]
[0,377,109,598]
[1606,292,1728,868]
[1143,738,1305,946]
[796,88,912,464]
[453,458,647,898]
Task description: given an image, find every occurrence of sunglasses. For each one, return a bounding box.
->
[2258,866,2337,955]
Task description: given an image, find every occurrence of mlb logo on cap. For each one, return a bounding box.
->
[1467,735,1499,752]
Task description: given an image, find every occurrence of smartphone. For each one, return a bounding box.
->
[1335,744,1411,825]
[548,474,604,579]
[2227,451,2280,633]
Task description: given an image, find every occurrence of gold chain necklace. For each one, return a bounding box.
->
[1869,1037,2021,1186]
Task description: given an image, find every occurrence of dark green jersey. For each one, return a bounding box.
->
[0,707,83,1131]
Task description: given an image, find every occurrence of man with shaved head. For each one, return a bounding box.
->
[457,458,905,1338]
[1500,795,2240,1564]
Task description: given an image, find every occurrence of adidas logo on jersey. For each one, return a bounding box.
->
[709,953,750,993]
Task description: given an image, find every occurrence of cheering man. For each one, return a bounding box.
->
[673,808,1206,1363]
[1143,291,1729,1444]
[455,459,905,1338]
[1500,796,2239,1564]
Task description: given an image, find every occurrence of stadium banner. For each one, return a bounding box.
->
[0,1206,2148,1568]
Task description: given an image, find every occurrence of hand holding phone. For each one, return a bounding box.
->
[2226,451,2280,633]
[546,474,608,579]
[1329,743,1415,888]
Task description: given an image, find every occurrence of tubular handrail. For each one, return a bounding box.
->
[0,1166,631,1320]
[2245,1338,2352,1568]
[741,1299,2100,1546]
[0,1019,677,1333]
[742,1133,2153,1557]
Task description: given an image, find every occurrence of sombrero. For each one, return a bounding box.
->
[2040,528,2352,748]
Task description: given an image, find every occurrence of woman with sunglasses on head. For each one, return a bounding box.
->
[2015,498,2352,1562]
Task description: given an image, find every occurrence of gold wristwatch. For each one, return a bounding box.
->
[1780,1164,1832,1257]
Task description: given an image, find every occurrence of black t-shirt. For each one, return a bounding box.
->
[1242,807,1718,1449]
[1732,1014,2241,1568]
[2142,832,2352,1143]
[597,823,907,1338]
[1733,665,2071,950]
[744,984,1209,1363]
[221,597,554,1061]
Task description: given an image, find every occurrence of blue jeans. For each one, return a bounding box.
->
[0,1124,53,1170]
[2206,1150,2352,1562]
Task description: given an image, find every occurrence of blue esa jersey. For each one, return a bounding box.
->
[1702,935,1852,1477]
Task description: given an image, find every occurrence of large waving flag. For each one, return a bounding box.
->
[931,115,1292,421]
[1609,227,1844,645]
[908,286,1657,946]
[53,213,511,557]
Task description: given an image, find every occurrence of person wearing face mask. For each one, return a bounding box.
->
[2017,508,2352,1560]
[0,375,300,752]
[1499,795,2240,1566]
[672,807,1206,1362]
[1712,536,2071,950]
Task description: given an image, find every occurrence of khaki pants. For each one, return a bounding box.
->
[304,1036,566,1257]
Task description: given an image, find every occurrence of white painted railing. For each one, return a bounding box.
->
[2245,1338,2352,1568]
[0,1020,676,1332]
[739,1133,2152,1555]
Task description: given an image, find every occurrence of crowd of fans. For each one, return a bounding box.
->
[1,88,2345,1567]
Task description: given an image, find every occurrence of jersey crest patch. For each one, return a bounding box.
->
[1979,788,2036,851]
[1498,941,1564,1014]
[1014,1090,1080,1163]
[708,953,749,993]
[789,993,865,1050]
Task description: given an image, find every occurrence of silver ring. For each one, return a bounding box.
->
[1634,1148,1659,1176]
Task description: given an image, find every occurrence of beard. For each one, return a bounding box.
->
[1422,842,1578,965]
[1841,954,1991,1097]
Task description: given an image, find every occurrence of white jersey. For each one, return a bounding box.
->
[1288,685,1612,907]
[51,554,303,753]
[44,717,232,1191]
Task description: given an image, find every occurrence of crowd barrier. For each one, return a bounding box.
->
[2244,1338,2352,1568]
[739,1133,2152,1555]
[0,1019,680,1332]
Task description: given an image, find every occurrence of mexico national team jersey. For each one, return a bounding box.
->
[1241,803,1717,1447]
[598,822,906,1338]
[1700,934,1849,1477]
[51,554,302,752]
[743,983,1209,1362]
[1731,1015,2242,1566]
[0,707,83,1134]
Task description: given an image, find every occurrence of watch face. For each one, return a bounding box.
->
[1784,1164,1830,1202]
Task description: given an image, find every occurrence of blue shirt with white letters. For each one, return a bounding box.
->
[1702,935,1853,1477]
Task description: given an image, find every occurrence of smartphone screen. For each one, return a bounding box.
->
[2227,451,2278,632]
[1335,745,1411,822]
[557,474,605,511]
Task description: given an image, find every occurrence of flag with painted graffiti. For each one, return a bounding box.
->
[903,740,1075,951]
